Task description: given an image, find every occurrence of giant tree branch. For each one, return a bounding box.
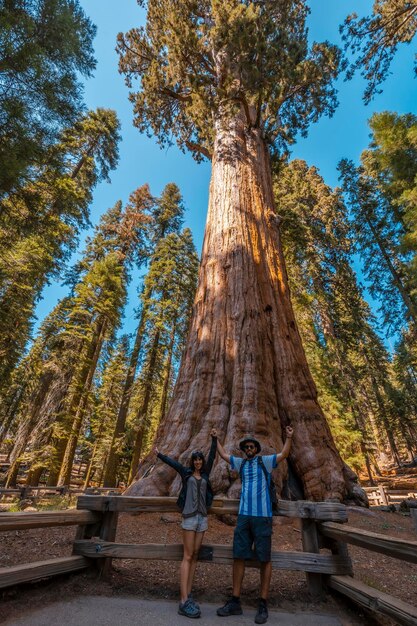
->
[184,139,211,159]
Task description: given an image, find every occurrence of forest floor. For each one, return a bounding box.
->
[0,504,416,625]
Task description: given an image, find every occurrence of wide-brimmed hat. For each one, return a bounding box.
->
[239,436,261,454]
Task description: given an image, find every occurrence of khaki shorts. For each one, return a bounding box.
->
[181,513,208,532]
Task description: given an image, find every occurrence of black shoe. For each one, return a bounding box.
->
[254,599,268,624]
[188,593,200,611]
[216,598,243,617]
[178,598,201,618]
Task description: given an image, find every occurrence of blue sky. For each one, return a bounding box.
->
[35,0,417,344]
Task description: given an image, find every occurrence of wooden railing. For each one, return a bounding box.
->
[319,521,417,626]
[0,496,416,625]
[0,509,99,588]
[0,485,123,501]
[364,485,417,507]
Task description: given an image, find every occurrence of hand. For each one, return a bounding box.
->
[153,445,159,456]
[285,425,294,439]
[210,428,217,437]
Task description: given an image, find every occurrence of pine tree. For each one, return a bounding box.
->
[274,159,406,480]
[0,109,121,392]
[128,228,199,483]
[339,112,417,332]
[4,298,77,486]
[55,191,151,486]
[342,1,417,103]
[103,183,185,487]
[83,338,130,488]
[0,0,96,195]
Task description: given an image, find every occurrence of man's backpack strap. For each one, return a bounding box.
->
[258,457,279,512]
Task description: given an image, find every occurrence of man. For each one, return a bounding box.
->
[211,425,294,624]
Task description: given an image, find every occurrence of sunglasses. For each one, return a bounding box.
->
[244,444,256,450]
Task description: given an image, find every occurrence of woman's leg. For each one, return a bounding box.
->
[187,530,205,595]
[180,529,196,602]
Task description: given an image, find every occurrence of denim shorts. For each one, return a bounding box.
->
[233,515,273,562]
[181,513,208,532]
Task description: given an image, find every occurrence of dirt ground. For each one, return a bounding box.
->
[0,506,416,625]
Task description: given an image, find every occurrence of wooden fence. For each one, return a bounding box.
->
[0,485,123,501]
[0,496,416,625]
[364,486,417,507]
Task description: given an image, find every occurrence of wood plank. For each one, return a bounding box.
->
[0,556,90,589]
[72,541,352,575]
[329,575,417,626]
[76,496,347,521]
[301,518,323,599]
[0,510,101,532]
[320,522,417,564]
[97,510,119,577]
[378,486,389,506]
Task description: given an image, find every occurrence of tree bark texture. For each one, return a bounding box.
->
[126,113,363,502]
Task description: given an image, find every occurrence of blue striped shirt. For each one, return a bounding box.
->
[230,454,278,518]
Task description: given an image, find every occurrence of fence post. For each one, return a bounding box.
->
[378,485,388,506]
[301,518,323,599]
[96,509,119,577]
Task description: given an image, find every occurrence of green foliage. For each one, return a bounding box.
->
[0,0,96,194]
[83,338,130,485]
[128,227,199,476]
[342,1,417,103]
[117,0,341,160]
[339,112,417,333]
[0,109,121,389]
[275,158,414,472]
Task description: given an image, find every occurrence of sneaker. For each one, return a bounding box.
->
[188,593,200,610]
[216,597,243,617]
[178,598,201,618]
[254,599,268,624]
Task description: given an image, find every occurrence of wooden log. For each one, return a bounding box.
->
[301,519,323,599]
[72,540,352,575]
[76,496,347,521]
[320,522,417,564]
[0,556,89,589]
[0,510,101,532]
[329,575,417,626]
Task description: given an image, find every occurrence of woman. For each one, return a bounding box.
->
[154,432,217,619]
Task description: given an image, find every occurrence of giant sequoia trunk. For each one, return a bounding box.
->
[127,112,364,503]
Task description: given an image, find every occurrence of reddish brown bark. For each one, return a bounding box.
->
[126,112,364,503]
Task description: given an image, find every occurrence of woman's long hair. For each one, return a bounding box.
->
[189,450,206,473]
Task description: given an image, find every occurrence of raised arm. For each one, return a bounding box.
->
[153,446,185,475]
[210,428,231,464]
[205,433,218,474]
[276,425,294,463]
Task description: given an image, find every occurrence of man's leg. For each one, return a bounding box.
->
[232,559,245,597]
[252,517,273,624]
[260,561,272,599]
